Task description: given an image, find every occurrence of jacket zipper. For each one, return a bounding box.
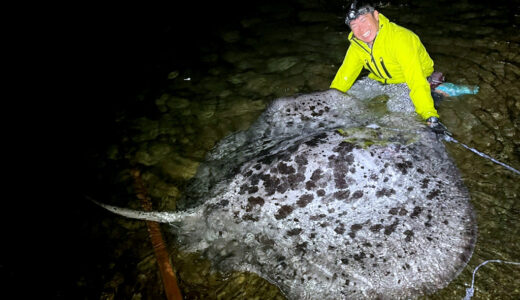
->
[369,34,386,79]
[379,57,392,78]
[351,37,385,79]
[352,38,371,55]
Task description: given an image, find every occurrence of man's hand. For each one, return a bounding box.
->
[426,117,451,136]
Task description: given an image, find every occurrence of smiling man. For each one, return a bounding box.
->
[331,1,444,130]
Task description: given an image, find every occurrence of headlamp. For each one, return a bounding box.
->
[345,1,375,25]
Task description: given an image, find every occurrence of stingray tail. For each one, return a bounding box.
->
[86,196,187,223]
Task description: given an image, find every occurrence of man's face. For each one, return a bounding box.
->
[349,10,379,44]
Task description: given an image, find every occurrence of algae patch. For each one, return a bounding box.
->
[337,126,418,149]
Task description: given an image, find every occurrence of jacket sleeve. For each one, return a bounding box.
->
[330,45,364,92]
[395,34,439,120]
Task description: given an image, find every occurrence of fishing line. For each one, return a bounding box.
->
[463,259,520,300]
[364,124,519,175]
[443,135,520,175]
[440,133,520,299]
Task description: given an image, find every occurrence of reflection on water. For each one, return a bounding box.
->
[84,0,519,299]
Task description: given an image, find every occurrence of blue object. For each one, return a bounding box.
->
[435,82,479,97]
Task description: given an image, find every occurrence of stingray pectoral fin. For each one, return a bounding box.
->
[86,196,185,223]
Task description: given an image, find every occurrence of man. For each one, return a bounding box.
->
[330,1,445,132]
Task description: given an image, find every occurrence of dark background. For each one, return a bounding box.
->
[4,0,517,299]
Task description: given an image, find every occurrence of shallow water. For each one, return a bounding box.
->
[79,0,519,299]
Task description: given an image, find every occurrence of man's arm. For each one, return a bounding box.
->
[330,46,364,92]
[395,34,439,120]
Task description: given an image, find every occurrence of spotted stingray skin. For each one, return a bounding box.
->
[100,88,476,299]
[185,127,476,299]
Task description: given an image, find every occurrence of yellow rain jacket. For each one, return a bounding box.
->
[330,14,438,119]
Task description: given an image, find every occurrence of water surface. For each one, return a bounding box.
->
[79,1,519,299]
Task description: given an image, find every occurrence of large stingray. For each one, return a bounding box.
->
[96,80,477,299]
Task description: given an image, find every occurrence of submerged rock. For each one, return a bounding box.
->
[266,56,299,73]
[97,84,476,299]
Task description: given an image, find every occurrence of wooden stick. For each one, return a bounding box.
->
[131,169,183,300]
